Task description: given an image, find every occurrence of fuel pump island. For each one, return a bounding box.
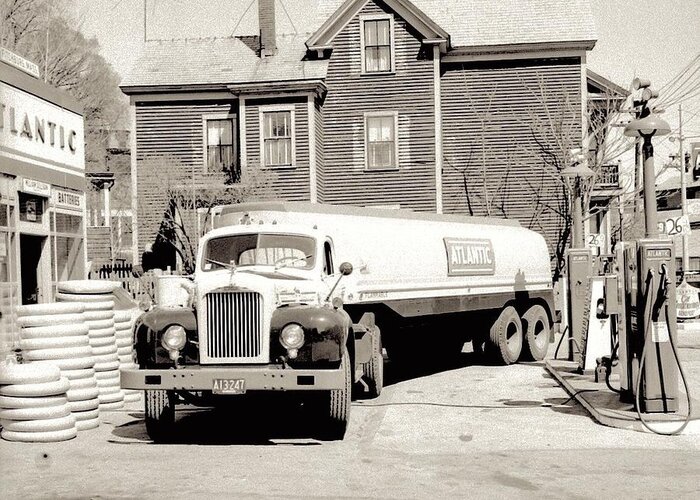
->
[546,78,697,435]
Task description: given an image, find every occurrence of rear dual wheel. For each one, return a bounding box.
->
[488,306,523,365]
[485,305,551,364]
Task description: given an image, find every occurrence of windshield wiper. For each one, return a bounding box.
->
[274,254,313,270]
[204,258,235,270]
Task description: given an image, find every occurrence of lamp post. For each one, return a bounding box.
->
[562,150,595,248]
[624,113,671,237]
[624,79,671,238]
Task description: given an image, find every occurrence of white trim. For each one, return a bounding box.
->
[129,103,138,263]
[307,96,318,203]
[241,91,316,101]
[360,13,396,75]
[258,104,297,169]
[580,52,588,145]
[433,45,443,214]
[240,98,247,170]
[129,92,234,104]
[364,111,400,171]
[201,112,237,174]
[442,49,587,64]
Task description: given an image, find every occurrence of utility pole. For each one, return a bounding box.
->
[678,103,689,277]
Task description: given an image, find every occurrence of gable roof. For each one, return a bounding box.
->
[306,0,450,51]
[122,0,597,91]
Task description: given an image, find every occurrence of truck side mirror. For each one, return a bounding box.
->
[339,262,353,276]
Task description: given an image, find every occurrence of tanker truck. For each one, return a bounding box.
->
[121,202,555,441]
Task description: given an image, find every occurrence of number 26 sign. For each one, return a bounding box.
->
[658,215,690,237]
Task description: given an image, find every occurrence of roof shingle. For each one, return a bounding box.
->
[122,0,597,89]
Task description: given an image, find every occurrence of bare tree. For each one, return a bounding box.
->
[519,76,630,279]
[138,154,278,274]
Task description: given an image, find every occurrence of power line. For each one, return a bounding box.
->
[659,52,700,93]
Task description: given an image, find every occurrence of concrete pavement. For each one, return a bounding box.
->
[1,343,700,499]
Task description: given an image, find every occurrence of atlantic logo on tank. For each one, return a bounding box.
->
[444,238,495,276]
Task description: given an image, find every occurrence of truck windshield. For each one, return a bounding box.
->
[202,233,316,271]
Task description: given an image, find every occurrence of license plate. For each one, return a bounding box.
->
[212,378,246,395]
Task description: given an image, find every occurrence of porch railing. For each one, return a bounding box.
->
[595,163,620,189]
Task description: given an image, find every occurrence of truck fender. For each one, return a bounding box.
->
[353,313,378,366]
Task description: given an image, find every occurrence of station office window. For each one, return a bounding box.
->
[260,107,295,168]
[365,113,398,169]
[362,16,393,73]
[205,117,238,180]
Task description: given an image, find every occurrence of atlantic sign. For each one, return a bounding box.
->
[0,82,84,172]
[444,238,495,276]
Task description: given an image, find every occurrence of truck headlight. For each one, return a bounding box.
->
[280,323,305,350]
[162,325,187,351]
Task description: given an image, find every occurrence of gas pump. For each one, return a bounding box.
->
[566,248,592,364]
[625,240,679,412]
[607,78,693,434]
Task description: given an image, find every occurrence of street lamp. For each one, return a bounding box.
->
[562,150,595,248]
[624,113,671,237]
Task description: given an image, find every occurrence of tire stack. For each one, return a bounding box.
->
[15,303,100,431]
[56,281,125,411]
[0,362,77,442]
[115,309,140,404]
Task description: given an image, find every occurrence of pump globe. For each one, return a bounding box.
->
[624,114,671,137]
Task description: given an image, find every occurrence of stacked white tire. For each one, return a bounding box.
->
[56,281,125,410]
[15,302,100,431]
[0,362,77,442]
[115,309,140,403]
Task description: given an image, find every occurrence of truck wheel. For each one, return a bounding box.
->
[144,389,175,442]
[320,348,351,440]
[488,306,523,365]
[521,305,550,361]
[362,327,383,398]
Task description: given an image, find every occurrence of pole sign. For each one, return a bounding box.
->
[676,281,700,319]
[587,233,604,249]
[658,215,690,237]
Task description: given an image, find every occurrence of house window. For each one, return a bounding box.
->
[261,107,295,168]
[205,117,238,180]
[365,113,398,169]
[362,16,393,73]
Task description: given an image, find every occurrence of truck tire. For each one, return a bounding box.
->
[362,327,383,398]
[488,306,523,365]
[144,389,176,442]
[319,348,351,440]
[521,305,551,361]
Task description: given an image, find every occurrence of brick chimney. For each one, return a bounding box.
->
[259,0,277,57]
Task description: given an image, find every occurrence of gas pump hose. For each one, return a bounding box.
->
[634,268,693,436]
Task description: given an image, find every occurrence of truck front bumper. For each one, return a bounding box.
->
[120,365,345,391]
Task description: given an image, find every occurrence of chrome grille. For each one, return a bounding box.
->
[205,291,263,359]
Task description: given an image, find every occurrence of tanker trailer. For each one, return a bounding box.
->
[122,202,554,441]
[214,202,555,368]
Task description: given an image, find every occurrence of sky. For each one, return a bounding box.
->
[72,0,700,175]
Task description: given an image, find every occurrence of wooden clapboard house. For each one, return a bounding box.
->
[121,0,604,268]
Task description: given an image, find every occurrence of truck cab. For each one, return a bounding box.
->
[121,221,381,442]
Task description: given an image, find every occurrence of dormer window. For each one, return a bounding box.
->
[361,15,394,73]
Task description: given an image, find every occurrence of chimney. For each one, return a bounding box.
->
[259,0,277,57]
